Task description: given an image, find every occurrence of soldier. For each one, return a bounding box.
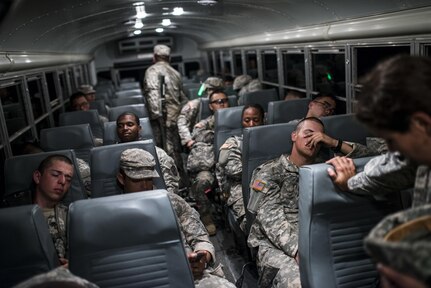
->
[143,44,187,185]
[217,104,265,231]
[326,55,431,287]
[287,92,337,125]
[177,76,224,150]
[187,90,229,235]
[78,84,96,103]
[233,75,262,105]
[116,148,236,288]
[116,112,180,195]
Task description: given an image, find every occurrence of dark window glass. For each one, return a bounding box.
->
[208,52,214,76]
[1,84,28,136]
[312,53,346,97]
[46,72,58,103]
[246,51,257,78]
[234,52,243,75]
[283,53,305,89]
[67,69,76,91]
[262,51,278,83]
[0,147,5,199]
[59,72,68,100]
[215,52,221,76]
[28,78,46,119]
[184,61,200,79]
[356,46,410,79]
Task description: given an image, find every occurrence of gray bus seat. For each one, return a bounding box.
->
[187,87,200,100]
[68,190,194,288]
[108,104,148,121]
[199,95,238,121]
[59,110,104,139]
[242,123,297,236]
[119,82,140,90]
[90,140,166,198]
[90,99,108,117]
[0,205,60,287]
[115,89,142,98]
[40,124,95,163]
[298,157,404,288]
[239,88,279,112]
[95,91,112,107]
[103,117,154,145]
[214,106,244,159]
[111,95,145,107]
[267,98,310,124]
[4,150,87,206]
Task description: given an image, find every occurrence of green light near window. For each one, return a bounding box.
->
[198,84,205,97]
[326,73,332,81]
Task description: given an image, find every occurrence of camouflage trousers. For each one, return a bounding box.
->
[191,170,215,216]
[228,183,246,231]
[150,120,189,188]
[195,264,236,288]
[257,246,301,288]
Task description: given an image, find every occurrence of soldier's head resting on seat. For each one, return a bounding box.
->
[116,112,141,143]
[32,155,74,209]
[357,55,431,166]
[117,148,159,193]
[306,93,336,118]
[153,44,171,63]
[208,89,229,113]
[242,103,265,128]
[69,92,90,112]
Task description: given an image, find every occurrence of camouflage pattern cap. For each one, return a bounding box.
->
[233,75,252,90]
[78,84,95,95]
[364,204,431,285]
[120,148,160,180]
[203,77,224,91]
[153,44,171,56]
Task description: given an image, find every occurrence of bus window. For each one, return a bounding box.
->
[58,71,68,100]
[246,50,257,78]
[222,50,232,77]
[184,61,200,79]
[27,76,46,120]
[215,51,221,76]
[0,84,28,136]
[0,147,5,199]
[46,72,60,107]
[283,52,305,89]
[312,52,346,97]
[207,51,214,75]
[262,50,278,84]
[67,68,76,92]
[233,51,243,75]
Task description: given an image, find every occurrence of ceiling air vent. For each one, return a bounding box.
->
[197,0,218,6]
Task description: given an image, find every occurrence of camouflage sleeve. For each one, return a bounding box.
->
[143,67,162,120]
[167,193,215,261]
[343,142,376,159]
[222,138,242,181]
[177,99,200,145]
[156,147,180,194]
[347,152,417,197]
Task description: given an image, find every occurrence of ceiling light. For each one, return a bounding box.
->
[134,29,142,35]
[134,19,144,29]
[172,7,184,16]
[162,19,171,26]
[155,28,164,33]
[133,2,144,6]
[135,3,147,18]
[197,0,218,5]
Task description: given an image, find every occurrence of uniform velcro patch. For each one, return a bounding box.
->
[252,179,267,191]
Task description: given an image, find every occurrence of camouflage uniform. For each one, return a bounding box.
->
[247,155,301,288]
[217,135,246,231]
[143,57,187,183]
[155,146,180,195]
[76,158,91,197]
[177,98,202,146]
[238,79,263,105]
[167,192,235,287]
[187,115,216,216]
[13,267,99,288]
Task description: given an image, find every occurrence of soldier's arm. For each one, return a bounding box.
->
[177,101,198,146]
[223,140,242,181]
[156,147,180,195]
[143,69,162,119]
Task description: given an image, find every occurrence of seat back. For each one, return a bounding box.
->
[103,117,154,145]
[115,89,142,97]
[119,82,140,90]
[199,95,238,121]
[59,110,104,139]
[321,114,372,146]
[267,99,310,124]
[298,157,403,288]
[111,96,145,107]
[4,150,87,206]
[108,104,148,121]
[68,190,194,288]
[89,99,108,117]
[240,88,279,112]
[40,124,95,163]
[91,140,166,198]
[214,106,244,159]
[242,122,297,235]
[0,205,60,287]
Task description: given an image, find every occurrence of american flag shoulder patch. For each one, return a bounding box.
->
[252,179,267,191]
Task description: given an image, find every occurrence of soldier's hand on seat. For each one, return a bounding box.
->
[326,156,356,191]
[186,140,195,149]
[59,257,69,269]
[378,264,427,288]
[188,250,210,279]
[305,131,337,148]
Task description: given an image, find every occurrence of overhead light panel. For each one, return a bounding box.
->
[134,19,144,29]
[135,2,147,18]
[197,0,218,5]
[155,28,164,33]
[172,7,184,16]
[134,29,142,35]
[162,19,171,26]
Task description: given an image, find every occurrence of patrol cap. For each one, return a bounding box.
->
[78,84,95,95]
[119,148,160,180]
[233,75,252,90]
[364,204,431,284]
[154,44,171,56]
[203,77,224,91]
